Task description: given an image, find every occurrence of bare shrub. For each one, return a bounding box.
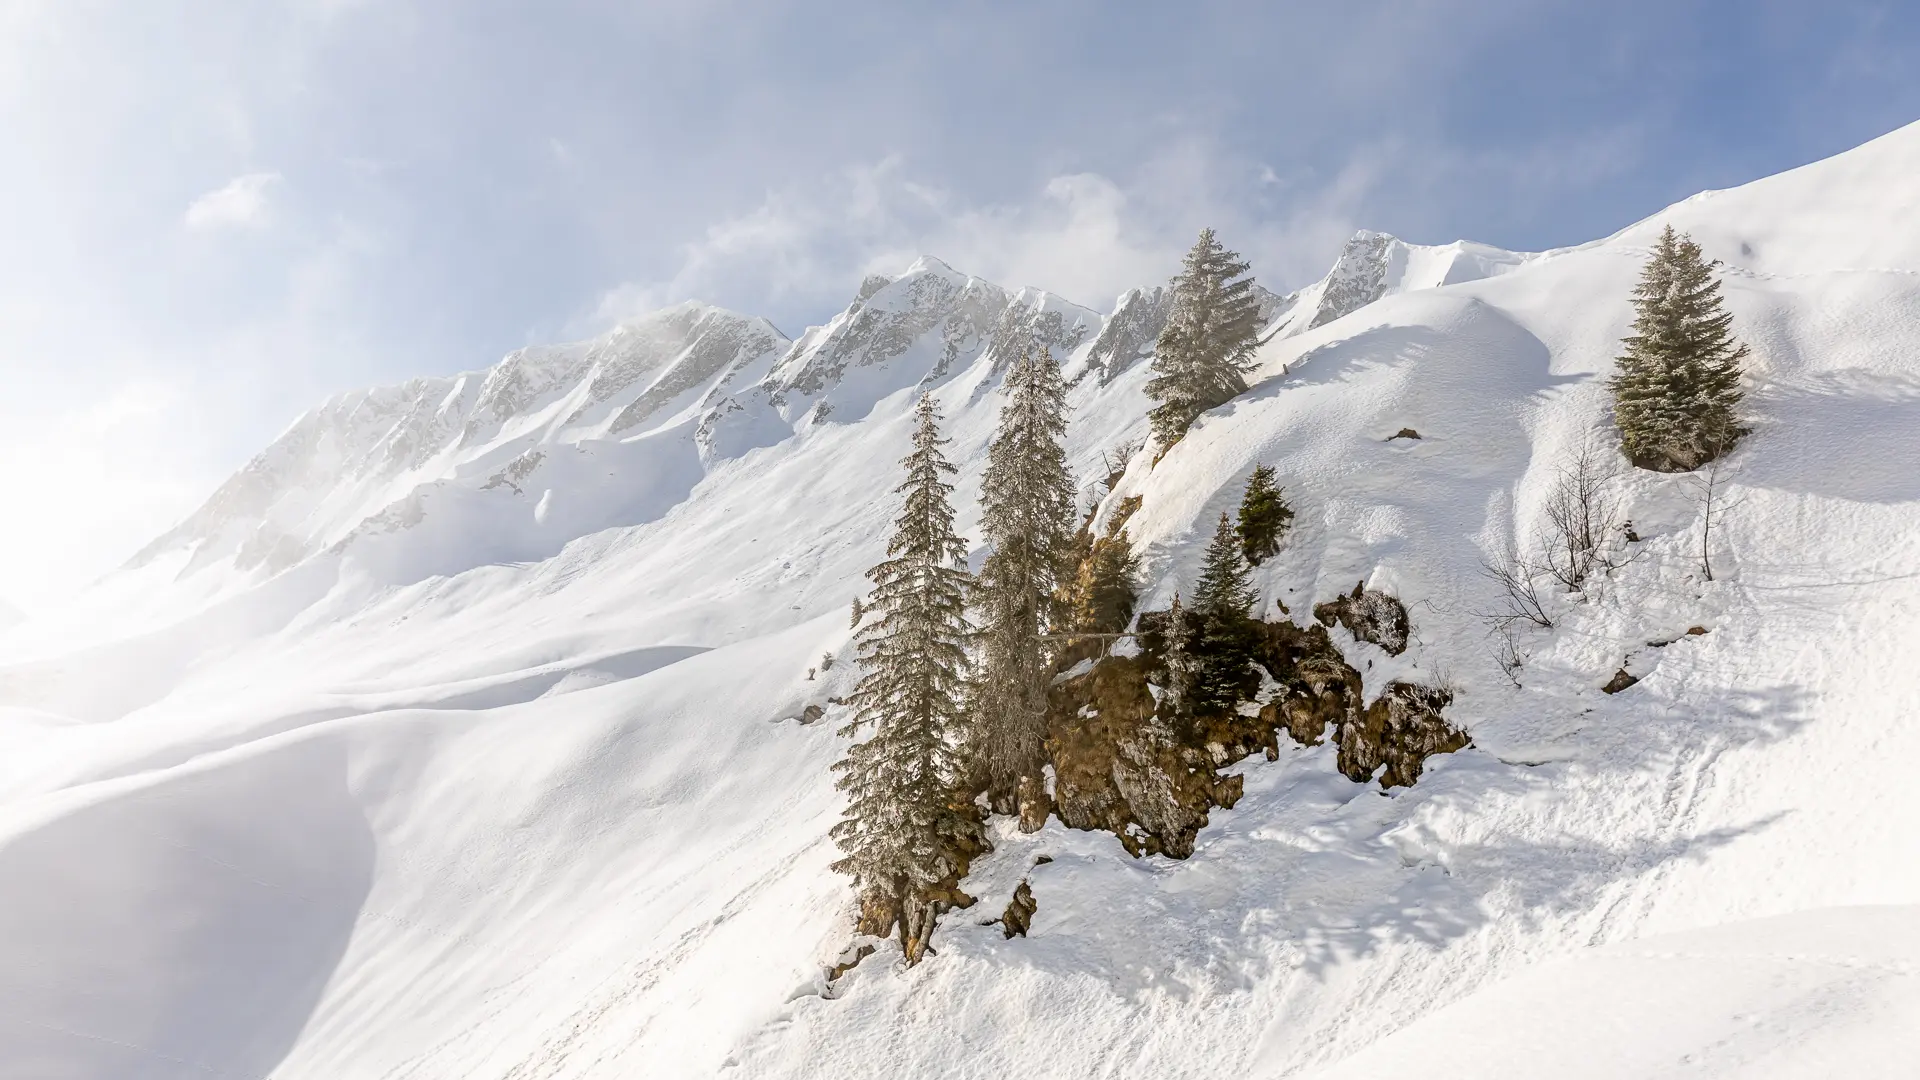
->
[1490,623,1527,688]
[1097,438,1145,499]
[1689,459,1743,582]
[1541,440,1626,593]
[1478,544,1554,630]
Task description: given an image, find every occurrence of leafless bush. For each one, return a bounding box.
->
[1490,623,1527,688]
[1097,438,1145,498]
[1541,440,1626,593]
[1477,544,1554,630]
[1689,459,1743,582]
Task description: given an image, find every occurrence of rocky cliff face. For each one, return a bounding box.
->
[702,258,1104,456]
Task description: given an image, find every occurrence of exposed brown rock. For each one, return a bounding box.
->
[1313,582,1411,655]
[1042,605,1464,859]
[1001,880,1036,938]
[1045,654,1223,858]
[1389,427,1421,440]
[1016,774,1051,833]
[1602,669,1640,694]
[1337,682,1467,788]
[827,944,875,981]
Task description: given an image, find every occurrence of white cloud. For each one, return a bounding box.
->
[184,171,283,230]
[590,141,1384,332]
[0,376,216,615]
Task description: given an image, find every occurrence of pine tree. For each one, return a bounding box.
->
[1188,512,1258,715]
[1236,464,1293,566]
[1158,593,1195,728]
[1610,225,1749,472]
[830,393,977,964]
[1145,229,1264,447]
[970,346,1077,817]
[1069,528,1140,635]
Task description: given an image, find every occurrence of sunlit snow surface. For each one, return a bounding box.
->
[2,122,1919,1078]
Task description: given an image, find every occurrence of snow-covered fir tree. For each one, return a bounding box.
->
[969,346,1077,819]
[1610,225,1750,472]
[1188,512,1258,715]
[1145,228,1264,447]
[1236,464,1293,566]
[831,393,978,964]
[1158,592,1195,729]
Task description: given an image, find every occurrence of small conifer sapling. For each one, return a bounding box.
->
[1236,464,1293,566]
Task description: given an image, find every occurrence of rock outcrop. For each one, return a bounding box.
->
[1044,608,1465,860]
[1314,582,1411,656]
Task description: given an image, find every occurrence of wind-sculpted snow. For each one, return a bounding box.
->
[5,121,1920,1079]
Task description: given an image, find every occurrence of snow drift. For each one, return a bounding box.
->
[3,121,1920,1078]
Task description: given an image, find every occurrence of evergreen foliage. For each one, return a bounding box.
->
[1235,464,1293,565]
[1187,512,1259,715]
[1145,229,1264,447]
[970,346,1077,809]
[1158,593,1195,728]
[830,394,977,960]
[1610,225,1749,472]
[1069,527,1140,635]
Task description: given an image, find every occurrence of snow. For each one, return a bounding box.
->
[3,120,1920,1078]
[1307,906,1920,1079]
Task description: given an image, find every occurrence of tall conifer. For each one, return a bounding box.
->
[1159,593,1195,729]
[1610,225,1749,472]
[970,346,1077,818]
[831,393,976,963]
[1146,229,1264,446]
[1188,512,1258,715]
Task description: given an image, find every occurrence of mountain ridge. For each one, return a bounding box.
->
[113,230,1530,613]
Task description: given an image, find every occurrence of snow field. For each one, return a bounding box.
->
[2,121,1919,1079]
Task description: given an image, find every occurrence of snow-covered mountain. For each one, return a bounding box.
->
[1260,229,1536,339]
[3,121,1920,1079]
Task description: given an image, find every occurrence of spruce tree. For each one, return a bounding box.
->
[1145,228,1264,447]
[1610,225,1749,472]
[970,346,1077,817]
[1188,512,1258,715]
[831,393,976,963]
[1158,593,1195,729]
[1236,464,1293,566]
[1069,528,1140,635]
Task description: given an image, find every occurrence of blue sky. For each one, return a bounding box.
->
[1,0,1917,611]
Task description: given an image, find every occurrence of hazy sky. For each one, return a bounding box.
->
[1,1,1917,612]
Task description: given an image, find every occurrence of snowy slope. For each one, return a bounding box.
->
[3,121,1920,1079]
[1259,229,1537,341]
[1311,905,1920,1079]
